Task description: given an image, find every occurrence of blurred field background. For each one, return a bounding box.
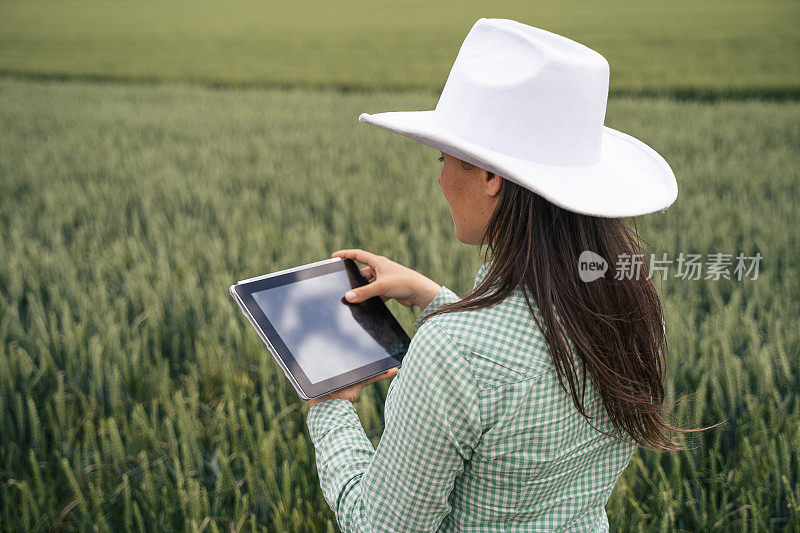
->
[1,0,799,531]
[1,0,799,97]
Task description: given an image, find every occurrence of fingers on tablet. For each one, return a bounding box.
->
[348,282,385,302]
[332,248,380,266]
[365,368,397,386]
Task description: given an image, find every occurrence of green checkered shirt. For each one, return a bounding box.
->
[306,262,635,531]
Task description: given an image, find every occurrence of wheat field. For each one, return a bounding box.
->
[1,0,798,97]
[1,0,799,529]
[1,77,798,530]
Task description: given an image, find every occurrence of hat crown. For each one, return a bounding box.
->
[435,18,610,167]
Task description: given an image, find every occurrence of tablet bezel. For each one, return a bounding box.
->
[230,257,409,400]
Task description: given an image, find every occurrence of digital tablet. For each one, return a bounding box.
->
[230,257,410,400]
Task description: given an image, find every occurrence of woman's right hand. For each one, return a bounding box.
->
[331,249,442,310]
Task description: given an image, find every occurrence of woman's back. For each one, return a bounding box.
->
[308,18,679,530]
[388,263,636,531]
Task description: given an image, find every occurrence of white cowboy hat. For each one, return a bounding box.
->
[358,18,677,218]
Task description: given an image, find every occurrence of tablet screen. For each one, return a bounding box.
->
[251,266,407,385]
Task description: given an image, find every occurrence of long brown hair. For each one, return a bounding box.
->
[419,162,692,450]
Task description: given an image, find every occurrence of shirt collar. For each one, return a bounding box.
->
[474,261,492,288]
[473,260,529,301]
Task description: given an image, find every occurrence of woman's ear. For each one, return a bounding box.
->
[484,172,502,197]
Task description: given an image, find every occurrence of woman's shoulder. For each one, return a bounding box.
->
[419,291,553,389]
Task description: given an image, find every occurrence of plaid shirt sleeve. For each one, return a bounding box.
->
[412,285,461,329]
[306,286,482,532]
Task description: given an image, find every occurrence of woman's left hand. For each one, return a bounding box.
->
[308,368,398,408]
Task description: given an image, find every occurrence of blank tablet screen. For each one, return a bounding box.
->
[251,267,407,385]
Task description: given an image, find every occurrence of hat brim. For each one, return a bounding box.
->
[358,110,677,218]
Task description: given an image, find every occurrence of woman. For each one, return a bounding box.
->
[306,19,683,531]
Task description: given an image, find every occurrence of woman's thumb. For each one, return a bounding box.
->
[346,282,383,303]
[345,288,365,302]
